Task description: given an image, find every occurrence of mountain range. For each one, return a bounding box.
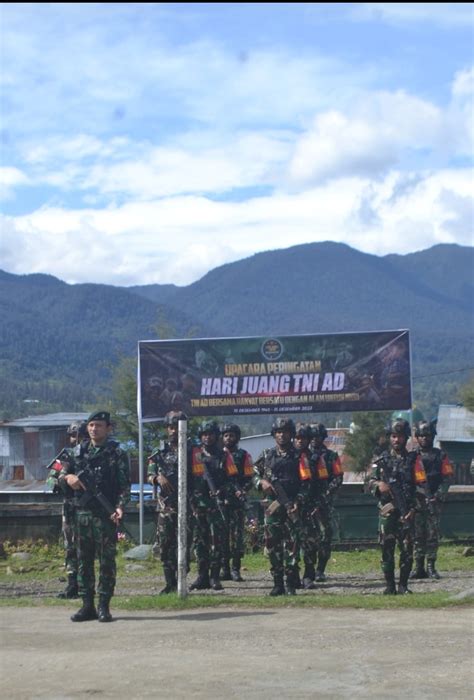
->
[1,241,472,419]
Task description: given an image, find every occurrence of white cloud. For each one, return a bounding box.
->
[2,167,471,285]
[0,167,31,200]
[352,4,473,27]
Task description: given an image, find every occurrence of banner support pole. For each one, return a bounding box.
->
[177,419,188,598]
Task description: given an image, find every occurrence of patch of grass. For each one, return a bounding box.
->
[0,590,472,611]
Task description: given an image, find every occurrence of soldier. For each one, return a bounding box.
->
[254,418,311,596]
[47,420,88,599]
[58,411,130,622]
[310,423,344,581]
[368,419,427,594]
[189,420,238,591]
[295,424,329,589]
[220,423,254,582]
[147,411,192,594]
[410,421,454,580]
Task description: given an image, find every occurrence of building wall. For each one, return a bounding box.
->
[0,427,67,481]
[440,441,474,485]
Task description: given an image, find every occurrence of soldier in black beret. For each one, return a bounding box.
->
[59,410,130,622]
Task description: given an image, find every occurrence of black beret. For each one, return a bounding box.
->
[87,410,111,424]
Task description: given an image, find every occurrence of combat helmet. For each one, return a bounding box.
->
[310,423,328,440]
[294,423,312,440]
[415,420,437,438]
[387,418,411,438]
[271,417,296,437]
[221,422,241,440]
[198,420,221,437]
[67,420,88,440]
[164,411,188,427]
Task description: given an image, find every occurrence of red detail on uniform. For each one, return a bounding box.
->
[298,453,311,481]
[441,457,454,476]
[331,455,343,476]
[414,455,427,484]
[243,452,254,477]
[316,456,329,480]
[191,447,205,476]
[52,459,62,472]
[224,450,239,477]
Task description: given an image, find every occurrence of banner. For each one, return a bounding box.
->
[138,330,411,421]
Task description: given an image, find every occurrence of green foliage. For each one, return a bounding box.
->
[1,243,473,420]
[344,412,391,474]
[459,375,474,413]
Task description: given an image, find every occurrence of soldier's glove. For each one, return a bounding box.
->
[380,502,396,517]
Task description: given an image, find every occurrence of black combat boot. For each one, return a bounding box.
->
[71,594,98,622]
[292,564,302,589]
[210,565,223,591]
[98,595,113,623]
[302,563,316,590]
[269,572,285,597]
[189,562,211,590]
[410,557,428,579]
[159,566,177,595]
[427,559,441,580]
[57,574,79,599]
[220,560,232,581]
[285,571,297,596]
[231,556,244,582]
[383,572,397,595]
[398,568,413,594]
[315,555,329,582]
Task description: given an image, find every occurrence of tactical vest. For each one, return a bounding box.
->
[73,439,121,512]
[375,449,425,507]
[262,446,301,499]
[307,450,329,497]
[192,446,229,492]
[225,447,253,487]
[417,447,452,495]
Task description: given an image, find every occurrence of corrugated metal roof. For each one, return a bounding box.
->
[1,412,89,429]
[436,404,474,443]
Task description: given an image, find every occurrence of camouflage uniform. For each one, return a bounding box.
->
[254,419,310,595]
[300,447,329,588]
[410,422,454,579]
[47,448,78,593]
[220,424,254,582]
[60,428,130,617]
[368,420,427,594]
[46,420,89,599]
[310,424,344,581]
[189,421,238,591]
[147,434,193,593]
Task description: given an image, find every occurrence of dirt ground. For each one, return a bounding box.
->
[2,565,473,699]
[1,605,473,699]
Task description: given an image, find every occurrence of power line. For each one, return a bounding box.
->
[413,366,474,380]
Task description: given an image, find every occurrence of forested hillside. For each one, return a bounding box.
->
[0,271,210,417]
[1,242,472,419]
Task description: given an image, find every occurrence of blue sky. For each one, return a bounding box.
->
[1,3,473,286]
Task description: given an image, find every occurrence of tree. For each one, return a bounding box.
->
[344,411,391,475]
[104,312,199,450]
[459,375,474,413]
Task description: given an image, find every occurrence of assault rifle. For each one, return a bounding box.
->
[266,479,299,523]
[202,461,227,525]
[45,447,70,472]
[74,467,136,542]
[148,448,160,501]
[380,461,413,530]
